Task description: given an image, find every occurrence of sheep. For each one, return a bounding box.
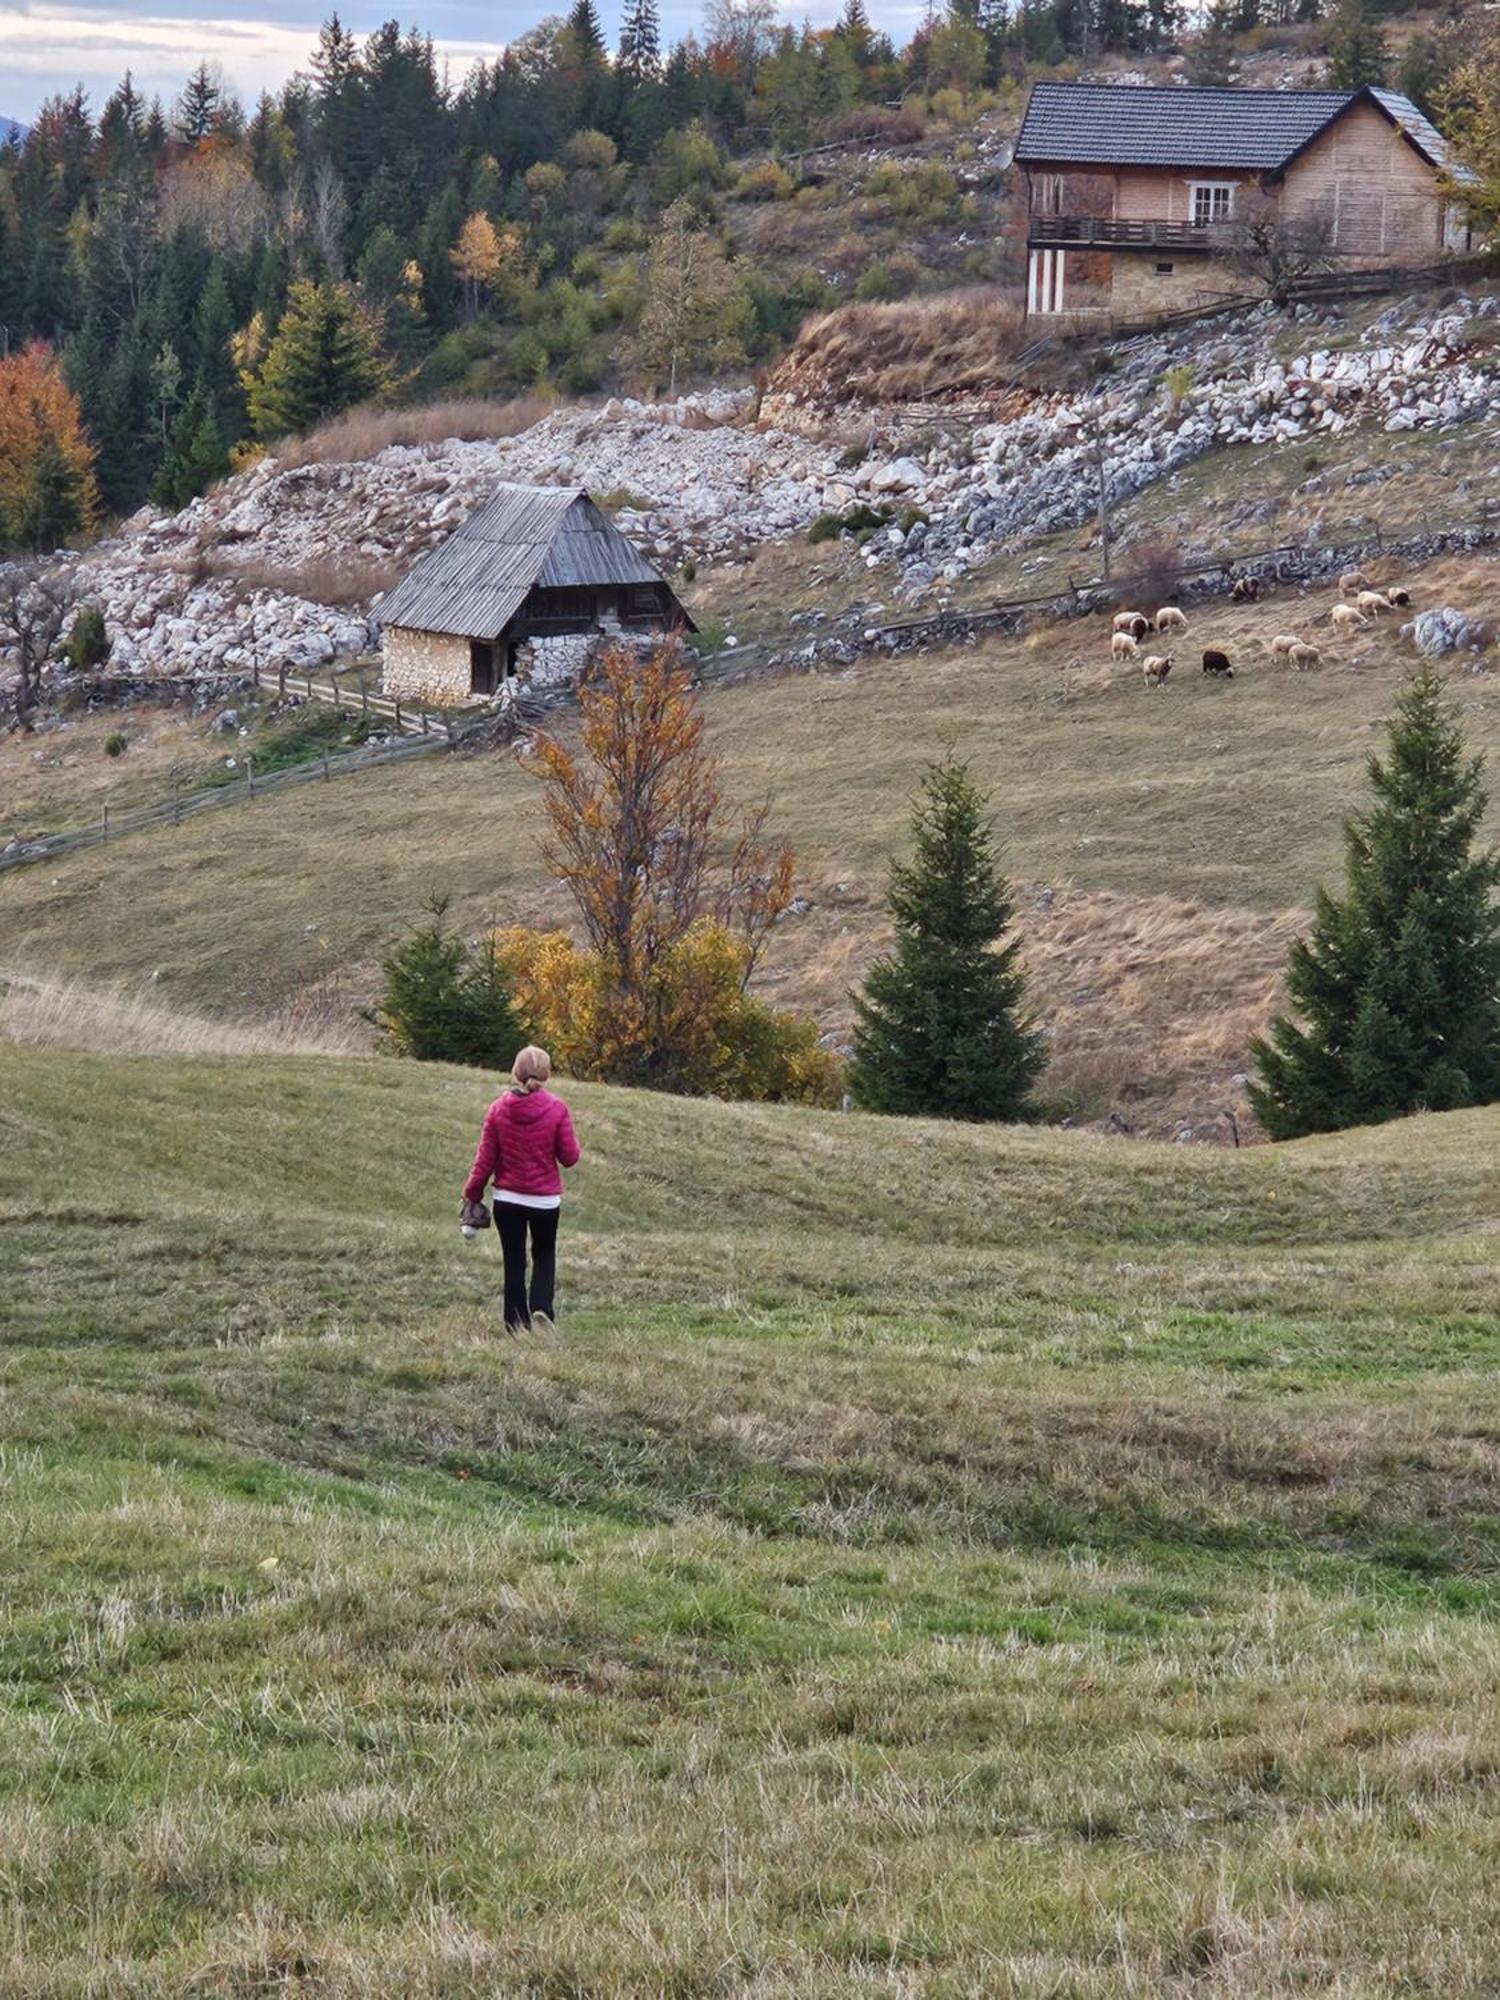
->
[1270,634,1301,658]
[1141,653,1174,687]
[1202,649,1234,677]
[1155,606,1188,634]
[1229,576,1261,604]
[1112,609,1145,633]
[1111,630,1141,662]
[1387,586,1411,609]
[1356,590,1395,617]
[1289,640,1322,671]
[1330,603,1369,631]
[1339,569,1371,596]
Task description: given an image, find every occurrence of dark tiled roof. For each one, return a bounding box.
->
[1015,82,1367,170]
[1367,87,1459,173]
[378,485,667,639]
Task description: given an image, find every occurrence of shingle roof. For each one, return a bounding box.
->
[1366,87,1463,176]
[1014,82,1449,173]
[377,485,665,640]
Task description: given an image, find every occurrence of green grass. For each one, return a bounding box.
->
[3,1047,1499,1994]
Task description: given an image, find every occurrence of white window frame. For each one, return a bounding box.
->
[1190,181,1235,228]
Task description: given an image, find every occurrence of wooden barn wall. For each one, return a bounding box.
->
[1280,103,1444,261]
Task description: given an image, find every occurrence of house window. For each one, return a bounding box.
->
[1155,261,1175,274]
[1190,182,1234,228]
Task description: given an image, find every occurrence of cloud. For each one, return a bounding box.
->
[1,5,506,118]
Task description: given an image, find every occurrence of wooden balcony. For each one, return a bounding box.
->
[1027,214,1234,251]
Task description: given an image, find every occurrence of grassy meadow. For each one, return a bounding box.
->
[2,1044,1499,1994]
[5,541,1499,1131]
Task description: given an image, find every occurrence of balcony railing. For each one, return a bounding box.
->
[1027,215,1234,250]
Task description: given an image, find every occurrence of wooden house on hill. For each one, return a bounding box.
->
[1015,82,1473,320]
[377,484,693,706]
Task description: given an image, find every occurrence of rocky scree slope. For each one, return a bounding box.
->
[49,290,1500,687]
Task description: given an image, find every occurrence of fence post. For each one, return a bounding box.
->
[278,661,287,700]
[421,709,429,736]
[246,754,255,800]
[394,699,402,734]
[360,678,369,717]
[322,751,330,780]
[172,778,181,826]
[102,803,109,842]
[252,661,260,690]
[333,675,342,715]
[445,716,455,745]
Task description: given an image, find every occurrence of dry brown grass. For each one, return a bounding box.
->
[0,970,365,1058]
[201,547,403,608]
[766,289,1029,408]
[269,393,558,470]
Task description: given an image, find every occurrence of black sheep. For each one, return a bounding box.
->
[1202,649,1234,677]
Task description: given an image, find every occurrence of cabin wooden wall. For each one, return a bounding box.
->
[1280,103,1445,261]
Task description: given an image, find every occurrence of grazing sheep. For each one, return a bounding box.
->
[1331,603,1369,631]
[1339,569,1371,596]
[1155,606,1188,634]
[1229,576,1261,604]
[1111,630,1140,662]
[1388,586,1411,608]
[1141,653,1173,687]
[1202,649,1234,677]
[1289,640,1322,670]
[1270,634,1300,658]
[1112,609,1144,633]
[1356,590,1395,617]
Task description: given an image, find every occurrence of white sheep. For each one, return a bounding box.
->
[1270,634,1301,658]
[1155,606,1188,634]
[1330,603,1368,631]
[1112,610,1146,633]
[1141,653,1173,687]
[1356,590,1395,617]
[1339,569,1371,596]
[1289,641,1322,671]
[1111,631,1140,662]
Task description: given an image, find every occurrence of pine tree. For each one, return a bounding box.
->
[1251,665,1500,1140]
[1188,0,1239,85]
[618,0,663,80]
[13,431,91,551]
[1326,0,1387,90]
[243,279,385,440]
[851,760,1046,1121]
[152,389,229,509]
[567,0,606,56]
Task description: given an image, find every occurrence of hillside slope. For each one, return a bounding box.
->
[3,1047,1499,1994]
[8,538,1500,1136]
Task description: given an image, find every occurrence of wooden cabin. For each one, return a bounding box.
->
[1015,83,1474,321]
[377,484,693,706]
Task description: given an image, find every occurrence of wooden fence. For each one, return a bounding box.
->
[0,727,449,873]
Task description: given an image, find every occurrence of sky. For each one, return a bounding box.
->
[0,0,922,124]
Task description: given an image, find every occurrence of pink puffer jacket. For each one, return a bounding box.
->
[464,1086,581,1201]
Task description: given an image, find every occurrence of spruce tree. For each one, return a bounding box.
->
[619,0,663,80]
[1326,0,1387,89]
[1251,665,1500,1140]
[851,760,1045,1121]
[369,898,529,1068]
[245,280,385,440]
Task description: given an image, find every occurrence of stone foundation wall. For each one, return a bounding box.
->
[1108,251,1240,319]
[514,632,597,687]
[382,626,471,706]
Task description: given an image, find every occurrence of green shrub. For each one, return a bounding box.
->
[602,218,649,253]
[808,512,843,544]
[734,160,796,203]
[366,895,529,1069]
[855,260,897,302]
[808,502,892,545]
[66,605,109,672]
[103,730,127,759]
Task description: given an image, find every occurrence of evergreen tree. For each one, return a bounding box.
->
[152,388,229,508]
[1188,0,1239,85]
[851,760,1046,1121]
[244,279,385,439]
[1251,666,1500,1140]
[1326,0,1387,90]
[619,0,663,80]
[13,431,91,551]
[369,897,529,1068]
[176,62,223,142]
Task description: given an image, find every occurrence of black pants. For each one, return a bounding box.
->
[494,1200,560,1330]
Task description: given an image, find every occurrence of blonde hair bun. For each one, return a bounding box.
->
[512,1044,552,1093]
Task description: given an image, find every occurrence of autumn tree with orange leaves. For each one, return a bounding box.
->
[514,641,839,1099]
[0,345,99,556]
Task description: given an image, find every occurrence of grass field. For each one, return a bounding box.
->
[5,543,1499,1133]
[2,1045,1499,1994]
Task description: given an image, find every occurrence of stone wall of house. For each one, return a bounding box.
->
[515,632,596,687]
[382,626,471,706]
[1107,251,1234,318]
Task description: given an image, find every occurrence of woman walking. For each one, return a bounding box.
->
[461,1046,581,1335]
